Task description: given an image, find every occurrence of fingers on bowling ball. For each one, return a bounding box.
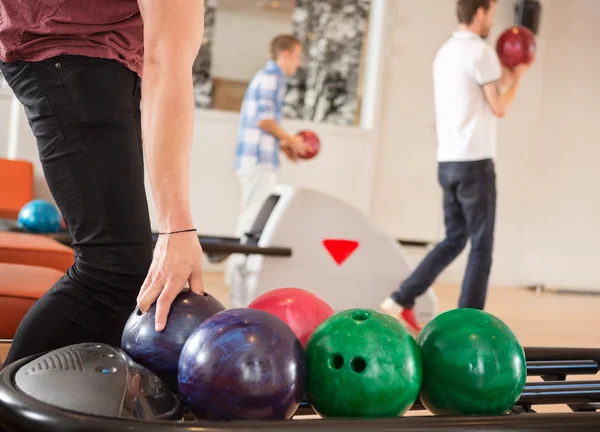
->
[417,308,527,416]
[305,309,422,418]
[121,289,226,393]
[296,130,321,159]
[247,287,334,347]
[178,308,307,421]
[496,26,536,68]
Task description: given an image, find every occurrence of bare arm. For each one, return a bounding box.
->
[136,0,206,331]
[259,119,306,159]
[258,119,297,147]
[482,62,531,118]
[499,65,516,89]
[482,77,521,118]
[138,0,203,232]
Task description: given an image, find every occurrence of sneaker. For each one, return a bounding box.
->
[380,297,422,335]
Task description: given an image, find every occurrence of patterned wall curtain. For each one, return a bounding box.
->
[284,0,371,126]
[192,0,218,108]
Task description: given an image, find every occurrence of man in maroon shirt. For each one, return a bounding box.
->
[0,1,206,366]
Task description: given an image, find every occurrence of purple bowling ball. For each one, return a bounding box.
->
[178,308,307,420]
[121,289,225,393]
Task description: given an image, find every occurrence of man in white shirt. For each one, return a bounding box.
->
[381,0,531,333]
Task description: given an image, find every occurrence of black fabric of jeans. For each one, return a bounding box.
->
[391,159,497,310]
[0,55,153,367]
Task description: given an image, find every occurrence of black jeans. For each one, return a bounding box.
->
[391,159,496,310]
[0,55,153,366]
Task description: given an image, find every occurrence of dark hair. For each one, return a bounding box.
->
[456,0,496,24]
[270,34,301,60]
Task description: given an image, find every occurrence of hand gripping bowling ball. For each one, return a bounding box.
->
[178,308,307,420]
[305,309,422,418]
[496,26,536,69]
[18,199,61,233]
[121,289,225,393]
[296,130,320,159]
[248,287,334,347]
[417,308,527,416]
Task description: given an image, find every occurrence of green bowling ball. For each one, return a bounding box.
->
[305,308,422,418]
[417,308,526,416]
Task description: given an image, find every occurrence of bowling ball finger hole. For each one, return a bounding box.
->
[328,353,344,370]
[352,310,370,321]
[350,357,367,373]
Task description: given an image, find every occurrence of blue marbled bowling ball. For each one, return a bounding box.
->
[18,199,61,233]
[178,308,307,420]
[121,289,225,393]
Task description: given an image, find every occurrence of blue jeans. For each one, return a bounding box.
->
[391,159,496,310]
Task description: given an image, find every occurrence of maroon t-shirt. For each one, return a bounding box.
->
[0,0,144,76]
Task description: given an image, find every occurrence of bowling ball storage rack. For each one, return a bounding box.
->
[0,346,599,431]
[0,219,428,264]
[0,218,293,263]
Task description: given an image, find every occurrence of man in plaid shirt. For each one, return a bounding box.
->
[226,35,308,302]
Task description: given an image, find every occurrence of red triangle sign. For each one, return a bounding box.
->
[323,239,359,266]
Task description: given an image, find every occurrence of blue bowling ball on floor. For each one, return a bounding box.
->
[178,308,307,421]
[17,199,61,233]
[121,289,226,393]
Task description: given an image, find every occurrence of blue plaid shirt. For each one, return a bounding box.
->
[235,60,287,172]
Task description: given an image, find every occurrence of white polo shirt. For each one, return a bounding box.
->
[433,30,502,162]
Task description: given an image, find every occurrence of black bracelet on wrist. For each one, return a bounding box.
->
[158,228,197,235]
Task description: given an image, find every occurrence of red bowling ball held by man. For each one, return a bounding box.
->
[496,26,537,69]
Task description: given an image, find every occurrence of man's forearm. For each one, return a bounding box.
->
[499,67,514,89]
[258,119,295,146]
[500,75,521,112]
[141,66,195,232]
[137,0,203,233]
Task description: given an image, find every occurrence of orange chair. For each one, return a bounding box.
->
[0,158,34,220]
[0,232,74,273]
[0,262,63,340]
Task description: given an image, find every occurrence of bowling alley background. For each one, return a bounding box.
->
[1,0,599,293]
